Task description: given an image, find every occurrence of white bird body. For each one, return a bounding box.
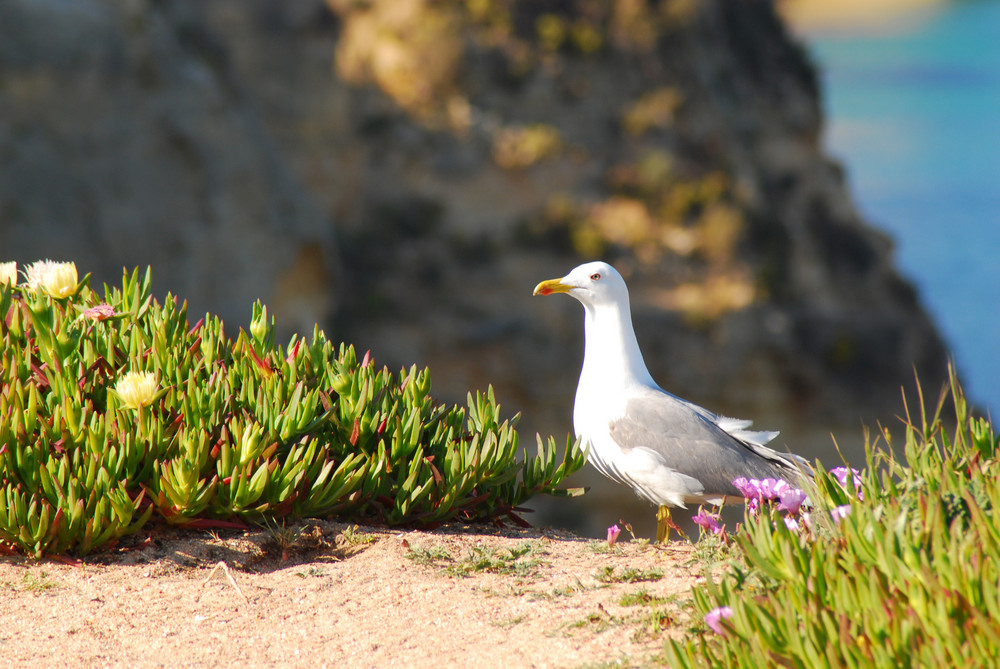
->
[571,287,706,508]
[534,261,807,523]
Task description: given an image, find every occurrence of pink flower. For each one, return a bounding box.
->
[757,478,790,500]
[732,477,759,499]
[783,517,800,532]
[704,606,734,634]
[777,488,808,514]
[735,477,800,516]
[831,467,864,500]
[831,505,852,524]
[692,508,723,535]
[83,304,116,321]
[734,477,792,501]
[606,524,621,547]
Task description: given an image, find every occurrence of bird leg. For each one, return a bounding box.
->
[656,505,684,542]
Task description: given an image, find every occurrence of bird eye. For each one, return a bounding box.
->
[590,273,601,281]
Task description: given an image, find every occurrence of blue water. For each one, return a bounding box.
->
[805,0,1000,417]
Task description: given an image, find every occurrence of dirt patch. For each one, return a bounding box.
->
[0,522,708,668]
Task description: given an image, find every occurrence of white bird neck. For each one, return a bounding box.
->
[578,299,656,394]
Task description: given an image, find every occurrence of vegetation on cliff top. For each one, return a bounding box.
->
[669,372,1000,667]
[0,261,585,557]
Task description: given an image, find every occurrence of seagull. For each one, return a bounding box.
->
[533,261,809,541]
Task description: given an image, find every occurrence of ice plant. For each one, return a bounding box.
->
[26,259,78,297]
[777,488,808,514]
[704,606,734,634]
[607,524,621,547]
[666,371,1000,669]
[115,371,160,409]
[692,508,723,535]
[0,261,16,286]
[0,264,588,557]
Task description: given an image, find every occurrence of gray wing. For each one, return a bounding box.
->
[608,389,807,498]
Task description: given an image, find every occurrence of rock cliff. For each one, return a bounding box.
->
[0,0,949,461]
[0,0,336,336]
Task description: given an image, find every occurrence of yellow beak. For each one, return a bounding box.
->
[533,277,572,296]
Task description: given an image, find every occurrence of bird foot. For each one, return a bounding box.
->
[655,506,685,543]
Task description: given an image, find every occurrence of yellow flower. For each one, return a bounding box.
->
[0,262,16,287]
[115,371,159,409]
[26,260,78,298]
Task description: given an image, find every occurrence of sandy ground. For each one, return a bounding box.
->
[0,521,708,668]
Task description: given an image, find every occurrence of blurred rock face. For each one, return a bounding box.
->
[0,0,948,459]
[0,0,335,335]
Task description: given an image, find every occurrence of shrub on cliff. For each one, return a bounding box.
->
[0,261,585,557]
[667,373,1000,666]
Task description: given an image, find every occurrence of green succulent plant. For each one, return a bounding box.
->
[666,372,1000,668]
[0,263,585,557]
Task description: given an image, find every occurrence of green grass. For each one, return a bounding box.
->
[619,588,669,607]
[405,543,454,567]
[585,539,624,555]
[18,570,60,594]
[665,370,1000,667]
[490,614,527,629]
[260,519,308,553]
[554,609,624,637]
[446,540,548,578]
[475,577,595,601]
[407,539,548,579]
[594,565,664,584]
[530,579,595,600]
[339,524,377,546]
[573,658,642,669]
[630,608,675,642]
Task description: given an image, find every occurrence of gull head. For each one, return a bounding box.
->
[532,261,629,308]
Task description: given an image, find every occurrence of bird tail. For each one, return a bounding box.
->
[717,415,811,474]
[717,415,779,448]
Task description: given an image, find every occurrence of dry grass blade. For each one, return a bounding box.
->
[200,561,248,603]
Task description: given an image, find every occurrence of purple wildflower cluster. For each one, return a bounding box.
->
[726,468,862,539]
[699,468,864,636]
[830,467,864,500]
[732,477,808,517]
[690,477,812,539]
